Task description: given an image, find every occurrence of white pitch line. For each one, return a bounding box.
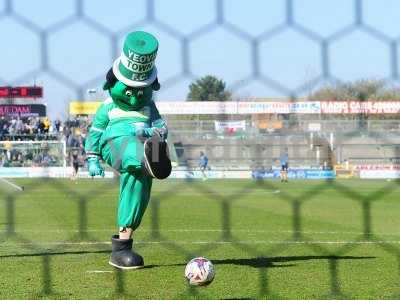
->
[11,190,281,196]
[152,190,281,196]
[2,240,400,247]
[86,270,113,274]
[258,190,280,194]
[0,177,23,191]
[0,229,399,236]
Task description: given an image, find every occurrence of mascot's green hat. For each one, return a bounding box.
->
[113,31,158,88]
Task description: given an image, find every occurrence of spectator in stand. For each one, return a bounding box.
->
[0,117,5,129]
[1,123,9,138]
[54,119,61,132]
[16,118,23,133]
[0,116,94,163]
[43,117,50,133]
[70,150,80,181]
[38,118,45,134]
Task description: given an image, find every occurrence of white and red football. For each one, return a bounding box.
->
[184,257,215,286]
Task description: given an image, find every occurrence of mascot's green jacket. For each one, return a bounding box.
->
[84,31,168,269]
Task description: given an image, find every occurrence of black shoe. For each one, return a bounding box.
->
[142,135,172,179]
[109,235,144,270]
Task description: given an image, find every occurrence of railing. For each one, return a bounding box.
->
[0,133,60,141]
[166,119,400,133]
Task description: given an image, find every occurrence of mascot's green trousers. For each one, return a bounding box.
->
[84,31,170,270]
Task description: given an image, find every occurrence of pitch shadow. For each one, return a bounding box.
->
[211,255,375,268]
[0,249,110,258]
[0,251,376,272]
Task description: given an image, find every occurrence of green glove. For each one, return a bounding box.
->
[135,127,158,138]
[87,156,105,177]
[152,119,168,140]
[135,120,168,140]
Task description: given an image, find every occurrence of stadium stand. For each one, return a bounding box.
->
[1,115,398,171]
[0,116,89,167]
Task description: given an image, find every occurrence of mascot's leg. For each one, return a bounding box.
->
[109,172,152,269]
[102,136,152,269]
[117,172,152,230]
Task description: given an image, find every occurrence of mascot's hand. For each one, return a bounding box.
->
[148,127,164,138]
[87,156,105,177]
[135,127,167,140]
[135,120,168,140]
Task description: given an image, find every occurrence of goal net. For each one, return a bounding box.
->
[0,140,67,168]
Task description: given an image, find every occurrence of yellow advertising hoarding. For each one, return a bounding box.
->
[69,101,102,115]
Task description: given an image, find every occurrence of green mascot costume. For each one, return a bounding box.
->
[85,31,171,269]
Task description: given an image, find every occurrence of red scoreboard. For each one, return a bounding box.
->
[0,86,43,98]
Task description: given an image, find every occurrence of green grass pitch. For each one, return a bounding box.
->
[1,178,400,299]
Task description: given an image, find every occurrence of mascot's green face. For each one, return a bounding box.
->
[110,81,153,111]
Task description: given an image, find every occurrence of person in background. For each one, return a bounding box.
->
[43,117,50,134]
[54,119,61,132]
[199,151,209,180]
[279,148,289,183]
[71,150,80,181]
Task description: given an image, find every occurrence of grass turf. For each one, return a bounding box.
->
[0,178,400,299]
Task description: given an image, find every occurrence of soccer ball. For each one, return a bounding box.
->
[184,257,215,286]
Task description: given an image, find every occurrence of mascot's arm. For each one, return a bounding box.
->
[85,103,110,157]
[149,100,168,138]
[135,101,168,139]
[85,103,109,177]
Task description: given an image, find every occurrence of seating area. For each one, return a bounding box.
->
[0,116,398,170]
[170,131,399,170]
